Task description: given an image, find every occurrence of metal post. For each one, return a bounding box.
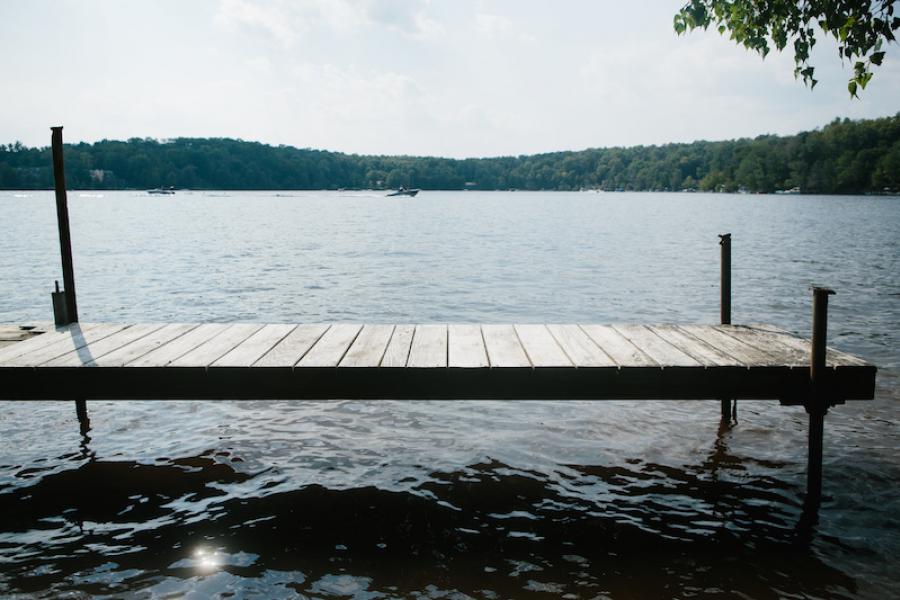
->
[719,234,732,421]
[51,280,69,326]
[719,234,731,325]
[51,126,78,324]
[806,286,834,513]
[75,399,90,435]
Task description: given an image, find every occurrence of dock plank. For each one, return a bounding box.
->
[170,324,265,368]
[580,325,656,367]
[448,324,489,368]
[724,324,868,367]
[515,324,572,367]
[340,325,395,367]
[546,324,616,367]
[649,325,743,367]
[253,324,330,367]
[381,325,415,367]
[676,325,781,366]
[1,324,129,367]
[213,324,297,367]
[297,324,362,367]
[0,323,100,363]
[128,323,231,367]
[407,325,447,368]
[89,323,201,367]
[612,325,701,367]
[45,323,167,367]
[482,324,530,367]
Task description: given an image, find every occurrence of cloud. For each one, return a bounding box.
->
[214,0,306,47]
[215,0,441,46]
[474,12,534,42]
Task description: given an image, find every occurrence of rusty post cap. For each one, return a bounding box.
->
[810,286,836,296]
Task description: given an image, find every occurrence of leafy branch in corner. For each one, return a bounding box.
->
[674,0,899,96]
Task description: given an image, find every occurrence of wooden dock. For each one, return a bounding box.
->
[0,322,875,402]
[3,127,878,519]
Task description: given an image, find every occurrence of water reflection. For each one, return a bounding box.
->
[0,451,857,599]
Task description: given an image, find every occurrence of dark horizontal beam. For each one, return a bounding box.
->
[0,364,876,402]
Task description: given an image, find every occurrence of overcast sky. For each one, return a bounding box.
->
[1,0,898,157]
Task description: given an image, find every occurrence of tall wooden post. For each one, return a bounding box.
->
[805,287,834,513]
[719,234,733,421]
[51,126,78,324]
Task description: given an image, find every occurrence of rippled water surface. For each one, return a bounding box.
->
[1,190,898,599]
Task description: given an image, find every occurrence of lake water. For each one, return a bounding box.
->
[0,190,898,599]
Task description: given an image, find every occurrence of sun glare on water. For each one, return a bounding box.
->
[193,547,222,572]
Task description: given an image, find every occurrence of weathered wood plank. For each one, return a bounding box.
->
[88,323,201,367]
[448,324,489,368]
[213,324,297,367]
[0,323,102,363]
[612,325,701,367]
[408,324,447,368]
[128,323,231,367]
[340,324,395,367]
[580,325,656,367]
[45,323,167,367]
[1,324,129,367]
[546,324,616,367]
[482,324,530,367]
[728,324,869,367]
[713,325,808,367]
[0,321,53,344]
[170,324,265,368]
[676,324,781,366]
[649,324,743,367]
[296,324,362,367]
[515,324,572,367]
[381,324,415,367]
[253,324,330,367]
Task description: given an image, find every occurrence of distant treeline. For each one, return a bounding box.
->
[2,114,898,193]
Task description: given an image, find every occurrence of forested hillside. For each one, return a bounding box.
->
[2,114,898,193]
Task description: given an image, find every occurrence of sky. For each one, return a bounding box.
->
[1,0,898,158]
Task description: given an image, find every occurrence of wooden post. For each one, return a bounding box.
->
[51,126,78,324]
[719,234,733,421]
[805,287,834,513]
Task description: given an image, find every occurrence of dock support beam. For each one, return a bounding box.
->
[51,126,78,325]
[719,234,734,422]
[805,286,834,515]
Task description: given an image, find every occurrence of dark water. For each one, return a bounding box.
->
[0,190,898,599]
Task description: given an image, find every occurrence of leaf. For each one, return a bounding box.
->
[870,51,885,65]
[848,80,858,97]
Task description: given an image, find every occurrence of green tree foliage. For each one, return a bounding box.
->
[0,115,897,193]
[674,0,898,96]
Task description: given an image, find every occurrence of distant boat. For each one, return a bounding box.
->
[386,187,420,197]
[147,187,175,195]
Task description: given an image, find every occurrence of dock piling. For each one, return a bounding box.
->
[719,234,733,422]
[806,286,835,513]
[51,126,78,325]
[719,234,731,325]
[75,398,90,435]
